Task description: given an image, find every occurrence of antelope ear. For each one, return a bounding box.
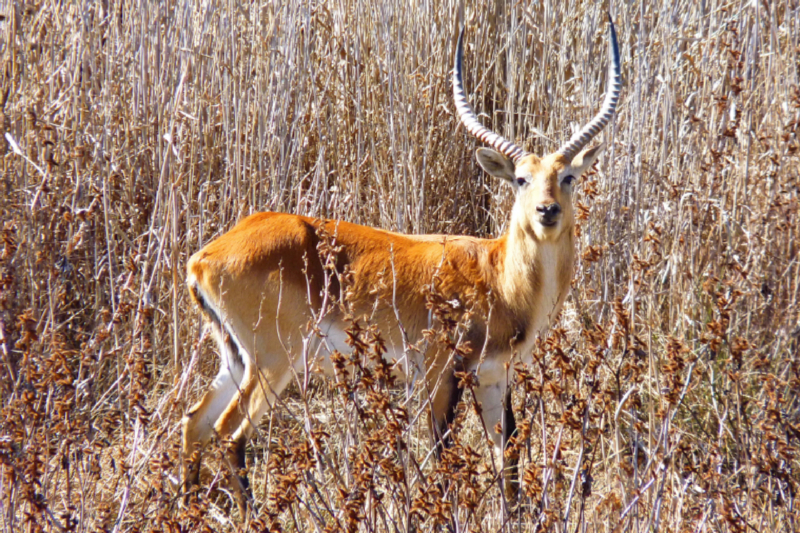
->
[569,143,605,176]
[476,148,516,183]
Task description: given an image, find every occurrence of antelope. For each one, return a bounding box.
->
[182,18,621,514]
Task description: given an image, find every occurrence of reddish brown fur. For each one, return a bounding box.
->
[182,144,603,515]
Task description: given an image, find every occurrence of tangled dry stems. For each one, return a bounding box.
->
[1,0,799,532]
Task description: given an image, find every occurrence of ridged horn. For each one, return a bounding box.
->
[557,14,622,161]
[453,27,527,163]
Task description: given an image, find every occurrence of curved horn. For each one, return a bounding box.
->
[453,27,527,163]
[557,14,622,161]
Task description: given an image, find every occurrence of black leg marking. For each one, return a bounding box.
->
[190,282,244,369]
[434,366,466,455]
[230,436,251,515]
[443,373,465,448]
[502,387,520,499]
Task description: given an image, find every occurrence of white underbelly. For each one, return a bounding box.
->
[301,319,426,383]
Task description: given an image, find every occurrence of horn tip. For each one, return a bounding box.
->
[607,13,618,37]
[456,26,465,58]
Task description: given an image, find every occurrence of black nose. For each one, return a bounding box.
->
[536,203,561,222]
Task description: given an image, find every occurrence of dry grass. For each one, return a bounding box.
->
[1,0,799,531]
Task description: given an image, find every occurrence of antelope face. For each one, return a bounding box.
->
[453,15,620,240]
[475,145,604,240]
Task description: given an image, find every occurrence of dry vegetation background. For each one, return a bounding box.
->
[1,0,799,531]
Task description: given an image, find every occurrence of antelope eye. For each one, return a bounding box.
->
[516,177,527,187]
[562,175,575,186]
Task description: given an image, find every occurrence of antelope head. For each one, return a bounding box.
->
[453,15,622,242]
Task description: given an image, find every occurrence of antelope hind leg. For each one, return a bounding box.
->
[182,363,243,499]
[215,364,286,518]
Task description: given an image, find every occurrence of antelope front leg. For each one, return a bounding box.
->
[430,379,464,455]
[474,380,519,500]
[427,360,465,454]
[502,387,519,499]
